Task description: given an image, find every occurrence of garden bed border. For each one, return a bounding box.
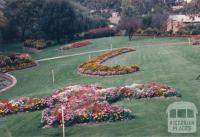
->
[0,73,17,93]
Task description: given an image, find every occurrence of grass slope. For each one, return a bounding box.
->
[0,36,199,137]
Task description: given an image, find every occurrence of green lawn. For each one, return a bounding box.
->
[0,36,200,137]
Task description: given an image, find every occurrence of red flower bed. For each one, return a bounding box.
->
[0,82,180,128]
[0,98,46,116]
[0,53,37,72]
[86,27,112,34]
[78,48,140,76]
[60,40,93,50]
[84,27,115,39]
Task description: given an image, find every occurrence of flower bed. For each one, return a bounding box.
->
[0,82,180,128]
[191,35,200,45]
[0,53,37,72]
[24,39,51,50]
[41,83,180,127]
[60,40,92,50]
[0,73,17,92]
[78,48,140,76]
[104,82,180,103]
[84,27,115,39]
[0,98,46,116]
[41,84,132,128]
[0,77,12,91]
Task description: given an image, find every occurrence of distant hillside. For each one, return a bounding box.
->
[74,0,121,11]
[0,0,5,9]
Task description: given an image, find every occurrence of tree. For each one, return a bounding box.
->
[0,11,6,27]
[4,0,44,40]
[142,15,152,29]
[119,17,141,40]
[40,0,83,43]
[152,13,169,31]
[122,0,170,16]
[75,0,122,11]
[0,0,6,43]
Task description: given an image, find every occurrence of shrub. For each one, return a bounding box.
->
[24,39,52,50]
[143,27,160,35]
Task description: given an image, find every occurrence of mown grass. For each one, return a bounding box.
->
[0,36,199,137]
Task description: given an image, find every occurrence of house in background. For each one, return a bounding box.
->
[108,11,120,25]
[167,14,200,33]
[172,0,195,10]
[176,0,194,4]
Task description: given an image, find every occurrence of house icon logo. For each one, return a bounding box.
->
[166,101,198,133]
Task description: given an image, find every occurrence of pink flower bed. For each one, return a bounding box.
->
[41,82,180,128]
[0,82,180,128]
[60,40,92,50]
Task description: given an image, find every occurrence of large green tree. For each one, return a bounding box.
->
[40,0,90,43]
[0,0,6,43]
[4,0,44,40]
[75,0,122,11]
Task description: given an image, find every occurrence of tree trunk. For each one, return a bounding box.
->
[21,29,26,41]
[56,36,60,44]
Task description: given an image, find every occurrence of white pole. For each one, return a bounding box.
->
[110,44,113,50]
[188,38,191,46]
[89,55,91,61]
[52,70,55,84]
[110,35,113,50]
[61,105,65,137]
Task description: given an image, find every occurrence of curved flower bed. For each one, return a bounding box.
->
[78,48,140,76]
[0,73,17,93]
[0,53,37,72]
[60,40,93,50]
[0,98,46,116]
[0,82,180,128]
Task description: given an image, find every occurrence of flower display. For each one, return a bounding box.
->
[0,98,46,116]
[0,82,180,128]
[84,27,115,39]
[41,82,180,128]
[0,53,37,72]
[78,48,140,76]
[104,82,181,102]
[60,40,92,50]
[41,84,134,128]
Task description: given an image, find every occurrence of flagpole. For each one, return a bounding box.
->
[52,70,55,84]
[61,105,65,137]
[89,55,91,61]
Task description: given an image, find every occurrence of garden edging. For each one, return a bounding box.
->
[0,73,17,93]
